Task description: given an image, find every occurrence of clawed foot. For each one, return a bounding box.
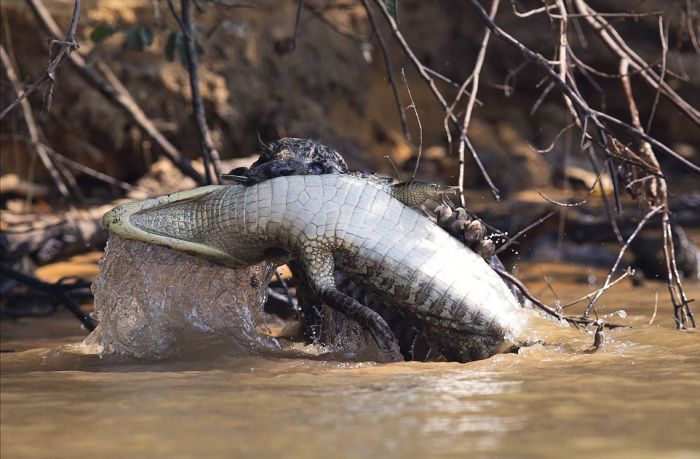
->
[434,204,495,262]
[319,286,403,362]
[369,329,403,362]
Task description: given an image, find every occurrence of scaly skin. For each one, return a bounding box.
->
[223,138,509,358]
[104,174,530,362]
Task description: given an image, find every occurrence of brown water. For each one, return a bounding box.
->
[2,262,700,459]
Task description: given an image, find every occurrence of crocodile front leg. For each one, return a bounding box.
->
[301,248,402,361]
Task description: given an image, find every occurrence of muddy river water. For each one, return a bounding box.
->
[2,261,699,458]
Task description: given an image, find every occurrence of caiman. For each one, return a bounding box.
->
[223,137,513,359]
[103,173,532,362]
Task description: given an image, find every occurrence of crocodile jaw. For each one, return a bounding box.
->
[102,185,250,269]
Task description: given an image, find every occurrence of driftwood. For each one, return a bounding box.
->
[1,204,111,266]
[0,154,258,267]
[0,263,96,330]
[0,174,51,199]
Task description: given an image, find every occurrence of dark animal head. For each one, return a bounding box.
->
[237,138,348,185]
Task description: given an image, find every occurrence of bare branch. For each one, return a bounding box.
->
[25,0,205,185]
[168,0,223,185]
[553,0,578,121]
[361,0,410,140]
[371,0,500,199]
[458,0,499,206]
[572,0,700,127]
[532,121,576,153]
[0,0,81,120]
[495,212,554,255]
[649,288,659,325]
[562,267,634,309]
[584,205,663,317]
[645,16,668,133]
[288,0,305,51]
[41,143,142,193]
[1,45,72,200]
[467,0,700,175]
[0,263,96,331]
[400,69,423,180]
[494,267,625,329]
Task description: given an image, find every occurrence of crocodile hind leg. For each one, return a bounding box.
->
[301,250,402,361]
[319,288,402,360]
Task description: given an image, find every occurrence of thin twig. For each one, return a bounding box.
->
[572,0,700,126]
[372,0,500,199]
[534,162,605,208]
[494,267,625,328]
[168,0,223,184]
[291,0,304,51]
[384,155,403,182]
[0,0,81,120]
[562,267,634,309]
[25,0,205,184]
[554,0,578,121]
[1,45,72,201]
[645,16,667,133]
[425,67,467,90]
[649,288,659,325]
[618,54,694,328]
[495,212,554,255]
[458,0,499,206]
[305,3,367,42]
[443,72,473,149]
[52,154,84,202]
[362,0,410,140]
[662,212,696,328]
[584,205,663,317]
[687,0,700,53]
[532,121,577,154]
[541,272,561,303]
[530,81,555,115]
[467,0,700,175]
[42,142,141,193]
[400,69,423,180]
[273,268,297,312]
[166,0,190,39]
[6,134,141,194]
[510,1,556,18]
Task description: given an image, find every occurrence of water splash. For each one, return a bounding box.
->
[83,235,280,359]
[82,235,385,361]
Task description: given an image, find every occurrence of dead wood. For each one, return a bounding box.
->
[1,204,111,266]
